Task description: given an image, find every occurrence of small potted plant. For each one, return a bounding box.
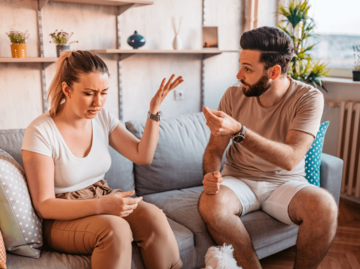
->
[5,29,30,58]
[353,45,360,82]
[49,30,78,57]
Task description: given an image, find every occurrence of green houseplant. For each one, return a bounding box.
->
[5,29,30,58]
[277,0,330,91]
[353,45,360,81]
[49,30,78,57]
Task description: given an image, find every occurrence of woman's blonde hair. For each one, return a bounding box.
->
[47,50,110,117]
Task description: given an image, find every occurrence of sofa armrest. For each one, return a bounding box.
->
[320,153,343,205]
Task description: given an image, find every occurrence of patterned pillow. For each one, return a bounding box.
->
[305,121,330,187]
[0,149,42,258]
[0,231,6,269]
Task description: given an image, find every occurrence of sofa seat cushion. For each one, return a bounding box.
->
[6,218,195,269]
[143,186,299,268]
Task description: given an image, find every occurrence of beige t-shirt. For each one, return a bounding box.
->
[218,77,324,182]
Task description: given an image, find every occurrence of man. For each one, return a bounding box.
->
[199,26,338,269]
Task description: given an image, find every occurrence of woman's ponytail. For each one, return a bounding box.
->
[47,51,72,118]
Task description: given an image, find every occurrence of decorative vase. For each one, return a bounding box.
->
[172,35,182,50]
[10,44,27,58]
[127,31,146,49]
[56,45,70,57]
[353,70,360,82]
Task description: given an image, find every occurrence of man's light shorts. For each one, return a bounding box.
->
[221,176,314,226]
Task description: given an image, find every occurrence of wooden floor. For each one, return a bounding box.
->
[260,198,360,269]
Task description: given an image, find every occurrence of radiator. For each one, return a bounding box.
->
[336,101,360,198]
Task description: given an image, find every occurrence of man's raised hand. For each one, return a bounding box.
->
[202,171,223,195]
[202,106,242,137]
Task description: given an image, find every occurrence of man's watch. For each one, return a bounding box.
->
[232,124,246,144]
[147,111,162,122]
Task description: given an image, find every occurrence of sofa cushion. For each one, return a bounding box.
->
[105,146,135,192]
[305,121,329,187]
[143,186,299,268]
[7,218,196,269]
[126,113,211,196]
[0,149,42,258]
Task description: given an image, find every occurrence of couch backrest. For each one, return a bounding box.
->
[126,112,225,196]
[0,129,135,192]
[105,147,135,192]
[0,129,25,168]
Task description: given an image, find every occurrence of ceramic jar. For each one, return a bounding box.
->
[127,31,146,49]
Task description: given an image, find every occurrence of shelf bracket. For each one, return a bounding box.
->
[202,52,222,60]
[118,3,136,16]
[119,53,135,61]
[38,0,49,10]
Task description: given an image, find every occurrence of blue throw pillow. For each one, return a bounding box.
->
[305,121,330,187]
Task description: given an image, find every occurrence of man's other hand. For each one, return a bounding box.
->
[202,171,223,195]
[202,107,242,137]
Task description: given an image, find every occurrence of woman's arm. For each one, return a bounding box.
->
[109,74,184,165]
[23,150,142,220]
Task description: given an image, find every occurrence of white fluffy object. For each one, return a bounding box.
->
[203,244,242,269]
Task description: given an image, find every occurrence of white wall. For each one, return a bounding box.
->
[257,0,277,28]
[0,0,281,129]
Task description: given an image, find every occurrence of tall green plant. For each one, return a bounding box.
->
[277,0,330,91]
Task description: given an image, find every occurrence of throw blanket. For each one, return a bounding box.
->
[0,231,6,269]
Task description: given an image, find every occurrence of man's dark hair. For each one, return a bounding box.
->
[240,26,294,74]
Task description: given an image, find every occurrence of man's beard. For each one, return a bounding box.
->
[241,73,271,97]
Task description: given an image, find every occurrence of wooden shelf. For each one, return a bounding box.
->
[92,49,239,54]
[0,58,58,63]
[91,49,239,60]
[40,0,153,8]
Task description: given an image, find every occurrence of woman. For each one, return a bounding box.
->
[21,50,184,269]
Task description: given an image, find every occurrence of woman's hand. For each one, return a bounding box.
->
[149,74,184,113]
[99,190,143,217]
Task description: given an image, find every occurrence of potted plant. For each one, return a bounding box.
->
[5,29,30,58]
[277,0,330,91]
[49,30,78,57]
[353,45,360,81]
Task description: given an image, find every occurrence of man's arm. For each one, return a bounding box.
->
[203,134,230,175]
[203,107,314,171]
[202,134,230,195]
[241,128,314,171]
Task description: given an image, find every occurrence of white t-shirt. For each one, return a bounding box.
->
[21,109,119,194]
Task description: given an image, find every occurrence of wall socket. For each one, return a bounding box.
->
[174,89,184,101]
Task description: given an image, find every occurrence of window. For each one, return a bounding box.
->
[307,0,360,75]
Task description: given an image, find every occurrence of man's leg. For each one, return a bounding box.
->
[288,186,338,269]
[199,185,262,269]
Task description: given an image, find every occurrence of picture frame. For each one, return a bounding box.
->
[202,26,218,48]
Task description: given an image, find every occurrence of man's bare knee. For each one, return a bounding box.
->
[290,187,338,229]
[199,187,242,225]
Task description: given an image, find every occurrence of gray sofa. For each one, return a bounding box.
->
[0,112,343,269]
